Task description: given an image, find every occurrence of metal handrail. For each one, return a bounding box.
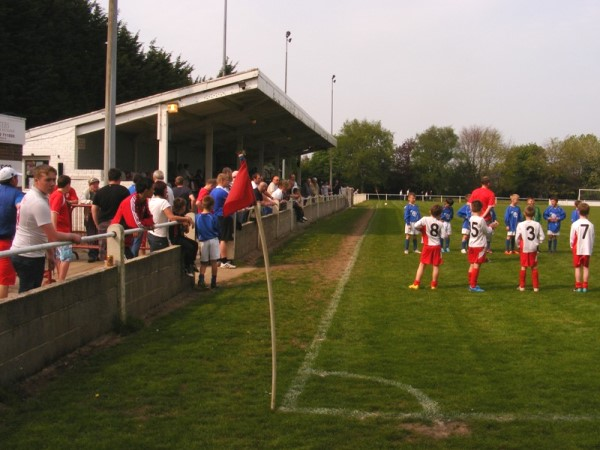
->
[0,221,179,259]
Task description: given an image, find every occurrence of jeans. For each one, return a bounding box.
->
[11,255,46,293]
[130,233,143,257]
[147,233,169,252]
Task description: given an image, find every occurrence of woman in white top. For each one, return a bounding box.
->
[147,181,193,252]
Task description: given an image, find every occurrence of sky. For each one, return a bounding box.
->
[96,0,600,147]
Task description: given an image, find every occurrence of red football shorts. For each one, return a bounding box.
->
[420,245,443,266]
[0,239,16,285]
[520,251,538,268]
[573,253,590,268]
[468,246,487,265]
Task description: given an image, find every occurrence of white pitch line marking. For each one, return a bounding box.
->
[280,206,600,423]
[281,210,372,410]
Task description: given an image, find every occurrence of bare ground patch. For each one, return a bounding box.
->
[400,420,471,440]
[8,208,374,398]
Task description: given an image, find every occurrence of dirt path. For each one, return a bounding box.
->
[15,207,375,395]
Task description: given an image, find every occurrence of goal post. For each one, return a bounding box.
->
[578,189,600,202]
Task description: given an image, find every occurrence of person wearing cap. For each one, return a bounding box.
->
[10,165,81,293]
[0,167,24,298]
[82,177,100,262]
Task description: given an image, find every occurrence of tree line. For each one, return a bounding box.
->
[0,0,233,128]
[301,119,600,198]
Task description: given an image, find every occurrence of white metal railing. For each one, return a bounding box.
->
[0,221,178,259]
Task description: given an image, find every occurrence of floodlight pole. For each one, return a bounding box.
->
[329,74,336,189]
[284,31,291,93]
[103,0,118,182]
[222,0,228,76]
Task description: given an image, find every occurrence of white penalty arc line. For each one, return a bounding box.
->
[279,206,600,423]
[282,368,600,423]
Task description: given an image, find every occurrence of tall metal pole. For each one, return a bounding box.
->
[330,74,336,134]
[103,0,118,181]
[222,0,228,76]
[284,31,291,93]
[283,31,291,179]
[329,74,336,189]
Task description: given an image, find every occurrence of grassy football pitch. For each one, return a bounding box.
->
[1,200,599,449]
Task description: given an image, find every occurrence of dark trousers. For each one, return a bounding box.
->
[11,255,46,293]
[97,220,110,261]
[293,202,304,221]
[84,215,99,260]
[172,236,199,267]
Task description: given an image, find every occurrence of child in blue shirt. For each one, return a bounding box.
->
[487,207,498,253]
[543,197,567,253]
[571,200,581,223]
[403,192,422,254]
[456,194,472,254]
[195,196,220,288]
[440,198,454,252]
[504,194,523,254]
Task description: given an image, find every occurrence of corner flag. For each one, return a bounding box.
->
[223,158,255,217]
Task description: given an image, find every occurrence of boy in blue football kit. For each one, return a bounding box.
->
[195,196,220,289]
[440,198,454,252]
[456,194,472,254]
[504,194,523,254]
[571,200,581,223]
[543,197,566,253]
[404,192,422,254]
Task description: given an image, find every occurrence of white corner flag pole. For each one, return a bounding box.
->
[254,203,277,410]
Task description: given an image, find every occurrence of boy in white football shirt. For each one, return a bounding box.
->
[570,202,595,293]
[408,204,447,290]
[467,200,498,293]
[515,205,545,292]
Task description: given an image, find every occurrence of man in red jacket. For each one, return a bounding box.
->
[111,177,154,259]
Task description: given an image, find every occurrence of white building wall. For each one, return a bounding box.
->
[24,126,103,197]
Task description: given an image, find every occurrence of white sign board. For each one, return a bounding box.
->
[0,114,26,145]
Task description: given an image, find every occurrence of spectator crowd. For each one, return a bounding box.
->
[0,164,340,297]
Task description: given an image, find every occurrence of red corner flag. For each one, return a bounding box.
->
[223,158,255,217]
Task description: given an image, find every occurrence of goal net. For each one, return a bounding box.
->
[578,189,600,201]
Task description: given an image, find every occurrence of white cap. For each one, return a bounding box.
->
[0,167,21,182]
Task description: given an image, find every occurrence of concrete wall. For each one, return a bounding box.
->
[232,194,349,260]
[0,193,350,387]
[0,247,191,386]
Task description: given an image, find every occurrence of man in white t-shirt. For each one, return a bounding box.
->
[267,176,280,195]
[11,165,81,293]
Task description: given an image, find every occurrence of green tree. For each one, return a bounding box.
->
[0,0,195,128]
[217,57,238,77]
[498,144,548,197]
[410,126,458,194]
[545,134,600,197]
[457,126,506,180]
[300,150,338,182]
[333,119,394,192]
[388,138,415,193]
